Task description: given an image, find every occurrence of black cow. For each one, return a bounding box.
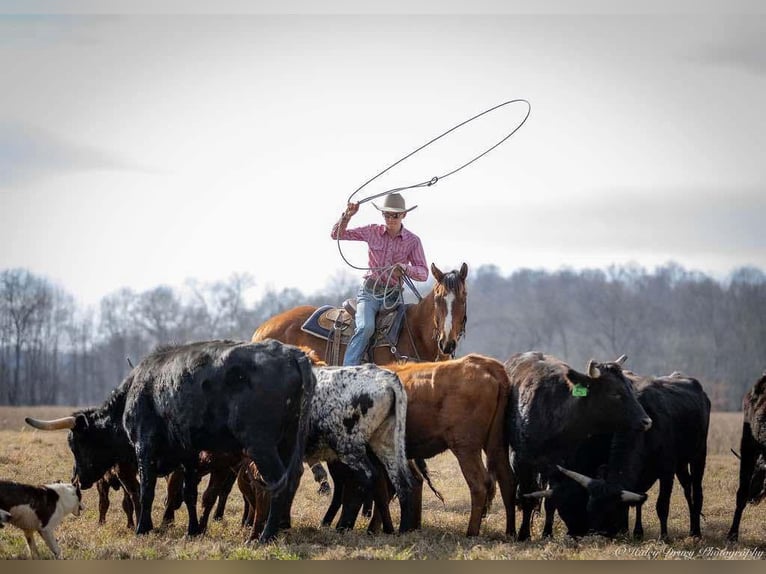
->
[728,372,766,541]
[26,339,315,543]
[551,371,710,540]
[504,352,652,541]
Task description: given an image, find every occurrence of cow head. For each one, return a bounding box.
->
[555,465,646,537]
[431,262,468,358]
[26,409,127,489]
[566,355,653,434]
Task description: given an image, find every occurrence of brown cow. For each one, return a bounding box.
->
[247,353,511,537]
[377,354,514,537]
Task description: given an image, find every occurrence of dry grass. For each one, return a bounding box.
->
[0,407,763,560]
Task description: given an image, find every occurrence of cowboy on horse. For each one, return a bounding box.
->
[331,193,428,366]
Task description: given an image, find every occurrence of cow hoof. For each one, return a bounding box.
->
[317,481,331,496]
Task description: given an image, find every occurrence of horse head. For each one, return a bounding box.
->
[430,262,468,358]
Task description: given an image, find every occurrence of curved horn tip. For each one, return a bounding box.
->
[620,490,647,503]
[523,489,554,499]
[615,354,628,365]
[587,360,600,378]
[557,465,595,488]
[24,416,76,431]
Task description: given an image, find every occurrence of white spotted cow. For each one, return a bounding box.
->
[240,356,414,536]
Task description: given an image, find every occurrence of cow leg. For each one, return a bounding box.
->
[336,456,379,533]
[237,465,255,528]
[118,468,140,531]
[542,498,556,538]
[633,503,644,540]
[97,478,110,525]
[181,462,202,536]
[162,469,184,525]
[121,488,136,530]
[213,467,238,521]
[368,469,395,534]
[405,459,425,530]
[488,441,516,538]
[245,446,289,543]
[136,453,158,535]
[689,454,706,538]
[454,449,491,537]
[727,434,757,541]
[199,467,233,532]
[676,462,700,538]
[368,444,414,533]
[516,464,537,541]
[655,473,674,541]
[322,460,348,527]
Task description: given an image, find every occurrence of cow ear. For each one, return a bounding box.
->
[566,369,591,389]
[74,413,89,430]
[459,262,468,280]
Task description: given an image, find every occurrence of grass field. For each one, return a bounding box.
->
[0,408,763,560]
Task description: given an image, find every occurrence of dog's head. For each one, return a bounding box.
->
[47,482,85,517]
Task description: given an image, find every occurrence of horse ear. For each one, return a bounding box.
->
[459,262,468,280]
[431,263,444,282]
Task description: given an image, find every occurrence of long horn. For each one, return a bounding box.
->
[620,490,647,503]
[556,465,594,488]
[731,448,741,460]
[25,416,76,430]
[523,489,554,499]
[586,360,600,378]
[615,354,627,365]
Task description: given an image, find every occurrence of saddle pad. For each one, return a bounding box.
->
[301,304,407,349]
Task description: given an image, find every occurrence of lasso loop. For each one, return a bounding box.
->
[336,99,531,301]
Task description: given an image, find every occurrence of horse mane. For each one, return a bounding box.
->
[438,270,466,295]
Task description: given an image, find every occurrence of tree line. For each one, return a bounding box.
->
[1,263,764,410]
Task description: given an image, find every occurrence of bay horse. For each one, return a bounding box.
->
[251,262,468,365]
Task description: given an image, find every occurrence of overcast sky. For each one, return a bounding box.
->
[1,1,765,306]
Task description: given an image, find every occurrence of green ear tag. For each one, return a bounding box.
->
[572,383,588,397]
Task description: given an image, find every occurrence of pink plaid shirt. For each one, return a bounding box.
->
[331,222,428,285]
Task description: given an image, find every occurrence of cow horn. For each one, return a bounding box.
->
[556,465,594,488]
[615,354,627,365]
[587,360,601,378]
[523,489,554,499]
[731,448,741,460]
[620,490,647,503]
[25,416,76,430]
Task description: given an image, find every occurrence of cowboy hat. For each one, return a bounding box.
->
[372,193,417,213]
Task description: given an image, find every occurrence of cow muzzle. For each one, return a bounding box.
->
[640,417,653,431]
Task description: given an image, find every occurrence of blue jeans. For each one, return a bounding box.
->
[343,284,401,366]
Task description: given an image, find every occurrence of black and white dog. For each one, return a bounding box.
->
[0,480,84,559]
